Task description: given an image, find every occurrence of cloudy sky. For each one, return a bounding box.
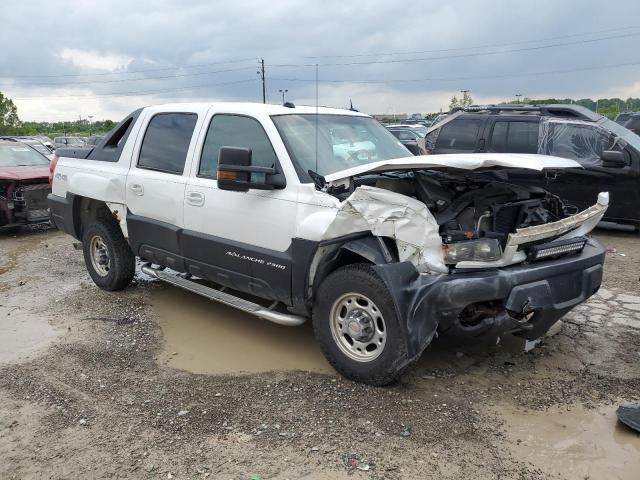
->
[1,0,640,122]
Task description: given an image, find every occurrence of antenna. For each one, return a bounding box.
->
[315,63,319,175]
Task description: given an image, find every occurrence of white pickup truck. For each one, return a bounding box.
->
[48,102,608,385]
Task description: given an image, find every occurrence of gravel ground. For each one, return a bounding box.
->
[0,227,639,479]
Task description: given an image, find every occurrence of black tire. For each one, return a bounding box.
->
[312,264,409,386]
[82,219,135,291]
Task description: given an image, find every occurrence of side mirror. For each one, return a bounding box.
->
[601,150,626,168]
[217,146,285,192]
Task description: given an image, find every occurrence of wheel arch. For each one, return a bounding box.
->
[307,235,398,302]
[69,195,116,240]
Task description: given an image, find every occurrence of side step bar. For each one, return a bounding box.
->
[140,264,306,327]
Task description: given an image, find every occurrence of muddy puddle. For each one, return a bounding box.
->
[498,404,640,479]
[0,229,61,363]
[152,286,334,375]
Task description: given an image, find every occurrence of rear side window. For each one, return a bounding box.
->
[490,121,539,153]
[138,113,197,174]
[199,114,277,178]
[435,119,480,150]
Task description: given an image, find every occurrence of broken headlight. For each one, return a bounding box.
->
[442,238,502,264]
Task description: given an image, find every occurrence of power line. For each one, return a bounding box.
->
[0,66,256,87]
[267,59,640,85]
[270,32,640,68]
[301,25,640,59]
[12,78,258,100]
[6,57,259,79]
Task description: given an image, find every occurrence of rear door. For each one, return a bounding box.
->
[432,117,483,153]
[125,108,203,269]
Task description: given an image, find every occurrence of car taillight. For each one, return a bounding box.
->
[49,155,58,186]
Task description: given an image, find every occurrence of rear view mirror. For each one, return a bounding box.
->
[217,146,284,192]
[600,150,626,168]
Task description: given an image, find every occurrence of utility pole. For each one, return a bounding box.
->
[515,94,522,104]
[257,58,266,103]
[88,115,93,135]
[279,89,288,105]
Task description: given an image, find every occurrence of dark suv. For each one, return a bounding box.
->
[427,104,640,228]
[615,112,640,135]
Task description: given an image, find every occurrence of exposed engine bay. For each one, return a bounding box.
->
[334,169,570,246]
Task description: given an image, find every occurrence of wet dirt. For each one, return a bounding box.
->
[0,227,64,363]
[498,404,640,480]
[0,228,639,479]
[153,285,333,375]
[593,229,640,291]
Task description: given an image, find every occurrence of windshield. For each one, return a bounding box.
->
[597,117,640,151]
[0,144,50,167]
[30,144,51,155]
[272,114,410,178]
[67,137,85,145]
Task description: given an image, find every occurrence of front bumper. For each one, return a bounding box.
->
[372,238,605,359]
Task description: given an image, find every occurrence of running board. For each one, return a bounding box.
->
[140,264,306,327]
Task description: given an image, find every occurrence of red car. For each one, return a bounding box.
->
[0,140,51,229]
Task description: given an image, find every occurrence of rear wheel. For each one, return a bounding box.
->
[312,264,408,386]
[82,219,135,291]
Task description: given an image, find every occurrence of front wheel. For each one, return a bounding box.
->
[82,219,135,291]
[312,264,409,386]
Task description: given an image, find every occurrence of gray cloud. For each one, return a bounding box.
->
[1,0,639,120]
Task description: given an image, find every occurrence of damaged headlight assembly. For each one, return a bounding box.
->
[442,238,502,264]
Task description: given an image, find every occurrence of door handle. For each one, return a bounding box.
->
[186,191,205,207]
[129,183,144,196]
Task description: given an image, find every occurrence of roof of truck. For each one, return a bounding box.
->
[141,102,368,117]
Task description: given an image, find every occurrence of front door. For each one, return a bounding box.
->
[183,113,298,303]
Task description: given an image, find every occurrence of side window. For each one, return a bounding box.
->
[490,121,538,153]
[199,114,278,178]
[435,119,480,150]
[138,113,197,174]
[548,124,610,166]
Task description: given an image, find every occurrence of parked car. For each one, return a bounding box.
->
[0,137,55,160]
[53,136,86,149]
[386,126,428,155]
[85,135,105,146]
[49,102,606,385]
[617,113,640,135]
[387,123,429,136]
[0,140,52,229]
[425,104,640,229]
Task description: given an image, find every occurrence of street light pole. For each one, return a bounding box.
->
[515,94,522,104]
[88,115,93,135]
[279,89,288,105]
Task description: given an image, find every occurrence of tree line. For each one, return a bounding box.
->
[0,92,116,137]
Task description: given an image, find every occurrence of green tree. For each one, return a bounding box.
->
[449,92,474,110]
[0,92,20,133]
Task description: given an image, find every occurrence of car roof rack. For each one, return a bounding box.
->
[453,103,601,122]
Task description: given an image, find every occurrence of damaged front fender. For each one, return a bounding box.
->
[321,186,447,273]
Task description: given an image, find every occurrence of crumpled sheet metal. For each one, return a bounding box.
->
[322,186,447,273]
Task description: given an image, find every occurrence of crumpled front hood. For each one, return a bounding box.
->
[324,153,582,183]
[0,165,50,181]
